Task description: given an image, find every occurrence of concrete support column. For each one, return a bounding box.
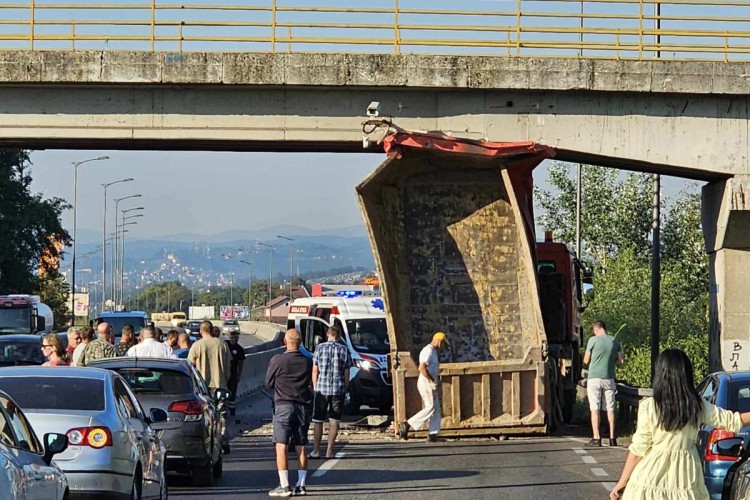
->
[703,176,750,372]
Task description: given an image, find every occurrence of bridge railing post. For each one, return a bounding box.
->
[515,0,522,56]
[29,0,34,50]
[393,0,400,55]
[271,0,277,53]
[150,0,156,51]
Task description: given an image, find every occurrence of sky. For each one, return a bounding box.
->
[28,149,699,243]
[29,150,384,241]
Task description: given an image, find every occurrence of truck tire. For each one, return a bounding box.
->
[563,388,576,423]
[193,463,214,487]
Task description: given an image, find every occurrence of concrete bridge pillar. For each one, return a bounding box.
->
[703,176,750,372]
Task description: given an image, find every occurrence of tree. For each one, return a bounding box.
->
[38,268,70,331]
[135,281,190,313]
[0,150,71,294]
[537,163,709,385]
[535,163,652,270]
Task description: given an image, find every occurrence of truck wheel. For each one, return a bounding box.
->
[563,388,576,423]
[193,463,214,487]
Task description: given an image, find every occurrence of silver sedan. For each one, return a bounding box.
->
[0,390,68,499]
[0,366,168,499]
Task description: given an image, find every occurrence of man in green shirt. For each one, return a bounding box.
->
[583,320,623,447]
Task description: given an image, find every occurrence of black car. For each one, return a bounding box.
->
[88,357,226,487]
[184,320,202,337]
[0,334,67,366]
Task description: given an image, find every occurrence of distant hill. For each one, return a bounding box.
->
[65,224,375,285]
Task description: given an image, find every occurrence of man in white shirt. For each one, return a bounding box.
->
[127,326,176,358]
[399,332,446,442]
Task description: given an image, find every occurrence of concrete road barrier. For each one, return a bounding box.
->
[236,344,284,400]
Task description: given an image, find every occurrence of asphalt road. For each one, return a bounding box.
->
[168,394,627,500]
[153,321,267,349]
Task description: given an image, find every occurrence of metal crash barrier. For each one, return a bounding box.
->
[616,383,653,424]
[1,1,750,60]
[235,332,284,401]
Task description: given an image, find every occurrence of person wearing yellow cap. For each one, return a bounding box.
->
[399,332,446,442]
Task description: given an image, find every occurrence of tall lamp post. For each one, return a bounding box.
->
[257,242,275,322]
[220,253,235,307]
[119,215,142,307]
[71,155,109,325]
[277,235,295,300]
[101,177,133,312]
[112,195,141,306]
[240,260,253,307]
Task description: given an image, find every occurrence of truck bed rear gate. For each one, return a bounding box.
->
[356,133,556,436]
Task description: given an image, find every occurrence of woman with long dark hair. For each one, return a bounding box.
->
[611,349,750,499]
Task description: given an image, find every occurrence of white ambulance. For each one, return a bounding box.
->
[287,292,392,412]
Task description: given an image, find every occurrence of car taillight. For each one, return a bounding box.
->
[168,400,204,422]
[66,427,113,448]
[705,429,740,461]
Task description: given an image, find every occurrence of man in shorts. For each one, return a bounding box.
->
[584,320,624,447]
[310,325,352,459]
[265,329,313,497]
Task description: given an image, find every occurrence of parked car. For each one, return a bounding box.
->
[696,372,750,499]
[170,312,187,328]
[0,334,65,366]
[89,357,227,487]
[184,320,201,335]
[0,366,169,499]
[221,319,240,335]
[0,390,69,499]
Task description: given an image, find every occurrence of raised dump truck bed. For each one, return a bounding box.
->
[356,132,560,437]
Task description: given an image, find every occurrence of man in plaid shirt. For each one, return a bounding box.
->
[309,324,352,459]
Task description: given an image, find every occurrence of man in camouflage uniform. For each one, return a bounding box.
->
[114,324,136,357]
[79,322,116,366]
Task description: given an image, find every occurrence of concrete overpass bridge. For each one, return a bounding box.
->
[1,1,749,371]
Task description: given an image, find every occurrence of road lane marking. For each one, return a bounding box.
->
[582,455,597,464]
[312,451,345,478]
[591,467,608,476]
[572,447,586,454]
[602,482,617,491]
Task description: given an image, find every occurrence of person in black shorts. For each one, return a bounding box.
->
[265,328,313,497]
[225,331,246,416]
[310,325,352,459]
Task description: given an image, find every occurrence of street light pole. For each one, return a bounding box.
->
[113,194,141,309]
[101,177,132,312]
[258,243,274,322]
[240,260,253,307]
[119,216,141,307]
[277,235,295,299]
[71,155,109,325]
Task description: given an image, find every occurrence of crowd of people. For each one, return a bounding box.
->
[42,319,245,454]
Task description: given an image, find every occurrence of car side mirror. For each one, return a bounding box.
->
[712,437,744,458]
[35,317,45,332]
[214,388,230,402]
[43,433,68,465]
[148,408,168,424]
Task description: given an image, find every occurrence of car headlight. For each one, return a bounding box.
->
[355,359,381,370]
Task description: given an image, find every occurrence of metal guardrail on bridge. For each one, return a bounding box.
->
[0,1,749,61]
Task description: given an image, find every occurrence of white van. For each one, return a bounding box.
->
[287,292,392,412]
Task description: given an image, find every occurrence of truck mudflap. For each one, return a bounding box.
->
[356,131,556,436]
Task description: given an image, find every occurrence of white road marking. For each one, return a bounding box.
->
[591,467,608,476]
[582,455,597,464]
[312,451,345,478]
[572,447,587,455]
[602,482,617,491]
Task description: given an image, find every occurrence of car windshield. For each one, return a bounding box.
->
[728,381,750,413]
[0,308,30,334]
[0,339,45,365]
[0,377,105,411]
[97,316,147,338]
[346,318,390,355]
[224,320,238,326]
[114,368,194,395]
